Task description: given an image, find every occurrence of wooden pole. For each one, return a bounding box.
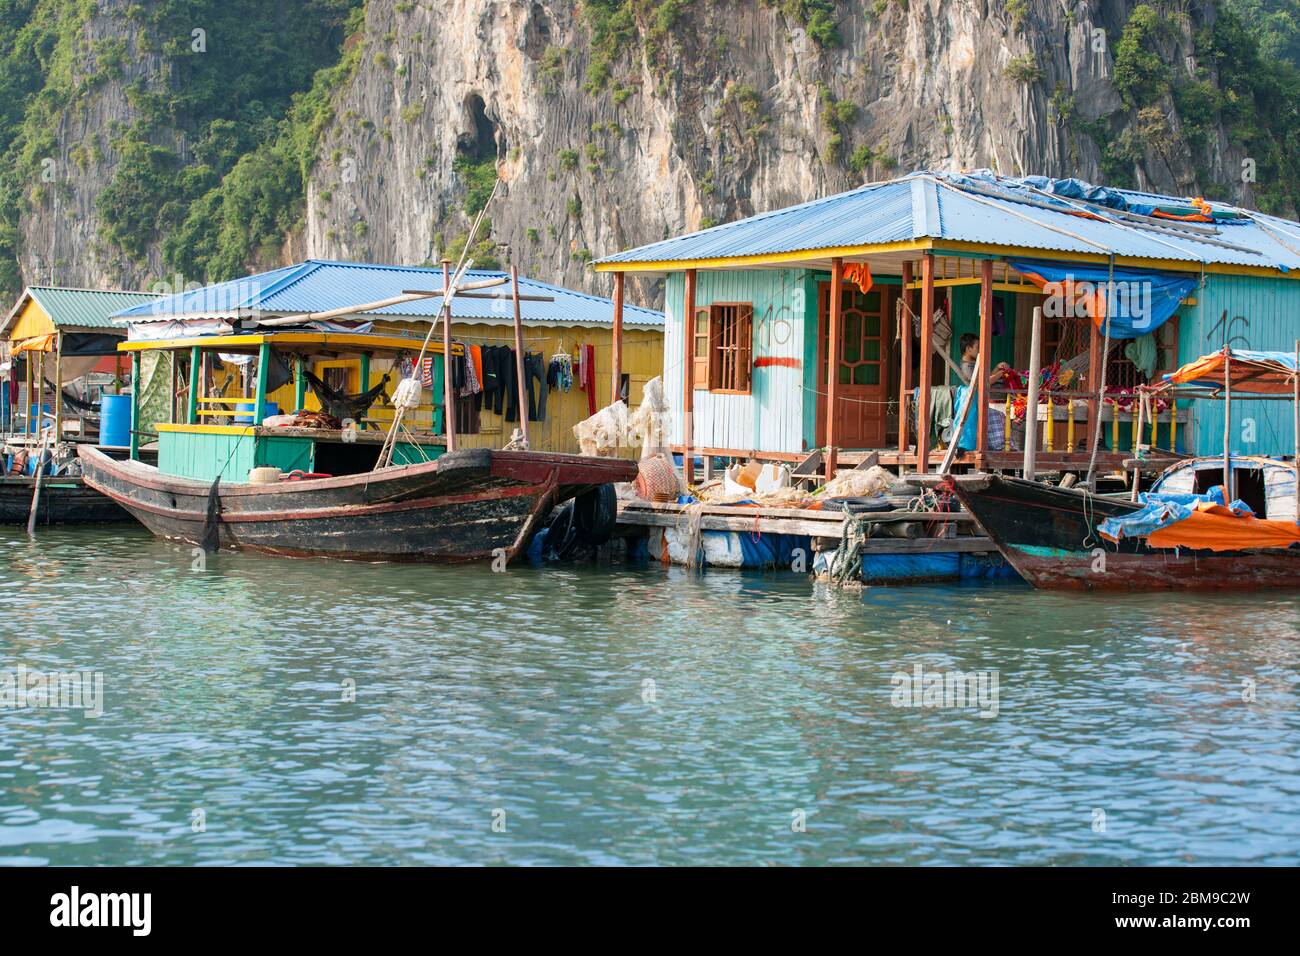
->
[189,346,202,424]
[1085,263,1115,487]
[611,270,625,405]
[682,268,697,486]
[1293,340,1298,523]
[52,332,62,445]
[1223,352,1233,500]
[23,349,30,437]
[1023,306,1043,479]
[253,341,271,424]
[510,265,529,449]
[940,347,981,475]
[441,258,456,451]
[1131,392,1148,502]
[898,261,912,458]
[916,254,935,472]
[976,260,993,457]
[826,257,844,479]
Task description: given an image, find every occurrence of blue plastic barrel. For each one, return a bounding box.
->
[99,394,132,447]
[235,401,279,424]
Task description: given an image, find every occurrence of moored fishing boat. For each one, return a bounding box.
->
[949,348,1300,590]
[77,325,634,561]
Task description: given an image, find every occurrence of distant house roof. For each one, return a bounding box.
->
[3,286,159,335]
[113,259,663,328]
[592,170,1300,276]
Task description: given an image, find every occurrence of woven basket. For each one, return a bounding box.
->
[635,455,680,502]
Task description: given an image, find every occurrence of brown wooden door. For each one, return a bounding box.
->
[817,282,891,449]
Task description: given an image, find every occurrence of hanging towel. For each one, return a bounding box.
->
[420,356,435,388]
[579,343,597,416]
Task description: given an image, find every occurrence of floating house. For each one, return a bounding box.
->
[111,260,663,455]
[1,286,159,440]
[593,171,1300,481]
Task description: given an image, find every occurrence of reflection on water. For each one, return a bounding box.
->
[0,525,1297,865]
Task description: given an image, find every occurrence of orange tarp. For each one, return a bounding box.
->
[1161,350,1298,394]
[1146,503,1300,552]
[11,333,55,355]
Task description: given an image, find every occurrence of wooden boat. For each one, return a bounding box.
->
[949,348,1300,591]
[949,465,1298,590]
[80,444,631,561]
[80,327,635,561]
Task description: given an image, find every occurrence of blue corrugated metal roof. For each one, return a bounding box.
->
[113,260,663,327]
[593,171,1300,273]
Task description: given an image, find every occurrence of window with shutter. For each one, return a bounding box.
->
[706,302,754,394]
[692,306,710,388]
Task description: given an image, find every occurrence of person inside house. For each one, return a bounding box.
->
[956,334,1017,451]
[959,333,1010,386]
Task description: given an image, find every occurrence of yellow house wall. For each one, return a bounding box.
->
[7,297,54,341]
[264,321,663,455]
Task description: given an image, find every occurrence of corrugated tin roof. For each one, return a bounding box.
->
[593,171,1300,274]
[113,260,663,327]
[15,287,159,330]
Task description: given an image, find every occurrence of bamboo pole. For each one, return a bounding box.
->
[939,348,981,475]
[442,258,456,452]
[510,265,529,450]
[1023,306,1043,478]
[976,259,993,454]
[1131,392,1147,502]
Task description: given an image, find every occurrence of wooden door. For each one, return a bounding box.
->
[817,282,891,449]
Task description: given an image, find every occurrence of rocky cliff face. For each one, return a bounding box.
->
[9,0,1268,306]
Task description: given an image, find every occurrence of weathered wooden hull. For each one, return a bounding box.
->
[950,474,1300,591]
[79,445,636,562]
[0,475,131,524]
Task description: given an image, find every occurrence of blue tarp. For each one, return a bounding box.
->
[1098,486,1253,542]
[1008,259,1196,339]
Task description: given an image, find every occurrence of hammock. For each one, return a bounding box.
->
[44,380,100,415]
[302,369,391,421]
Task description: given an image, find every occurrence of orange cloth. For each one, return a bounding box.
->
[469,344,483,387]
[1161,349,1297,394]
[1146,504,1300,552]
[843,262,872,295]
[1015,270,1109,328]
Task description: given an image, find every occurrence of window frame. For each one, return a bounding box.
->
[705,301,754,395]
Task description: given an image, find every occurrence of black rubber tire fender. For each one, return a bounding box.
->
[574,483,618,545]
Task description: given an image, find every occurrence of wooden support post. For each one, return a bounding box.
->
[611,270,625,406]
[1169,398,1177,451]
[253,341,271,425]
[441,258,457,450]
[1293,340,1298,523]
[129,351,141,460]
[1223,353,1233,500]
[52,333,62,443]
[510,265,530,449]
[826,257,844,479]
[23,350,31,437]
[1023,306,1043,479]
[1131,392,1148,502]
[682,268,697,486]
[1067,398,1076,452]
[898,260,913,458]
[1086,315,1102,454]
[976,259,993,455]
[916,254,935,472]
[188,346,201,424]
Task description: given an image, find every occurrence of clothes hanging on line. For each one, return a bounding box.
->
[547,352,574,392]
[577,343,596,416]
[507,351,546,422]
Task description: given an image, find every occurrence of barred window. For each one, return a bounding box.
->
[706,302,753,393]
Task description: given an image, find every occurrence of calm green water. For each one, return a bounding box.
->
[1,524,1297,866]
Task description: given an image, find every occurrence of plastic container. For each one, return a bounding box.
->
[234,401,279,424]
[99,394,132,447]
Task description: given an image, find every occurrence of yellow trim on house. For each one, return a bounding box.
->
[156,423,255,435]
[119,332,460,354]
[591,240,937,272]
[594,237,1295,280]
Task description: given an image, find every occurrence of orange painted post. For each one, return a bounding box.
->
[611,270,625,406]
[898,261,913,458]
[976,258,993,455]
[682,268,697,487]
[916,254,935,472]
[826,257,844,479]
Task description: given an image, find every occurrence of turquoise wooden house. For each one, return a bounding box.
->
[593,171,1300,481]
